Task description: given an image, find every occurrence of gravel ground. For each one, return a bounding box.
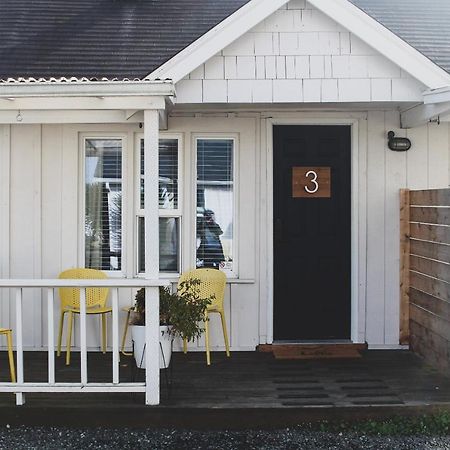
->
[1,427,450,450]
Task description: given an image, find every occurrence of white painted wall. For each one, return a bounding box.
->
[0,111,448,350]
[176,0,425,104]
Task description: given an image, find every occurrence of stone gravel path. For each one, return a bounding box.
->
[1,427,450,450]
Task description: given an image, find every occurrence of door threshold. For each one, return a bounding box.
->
[258,342,367,360]
[272,340,353,345]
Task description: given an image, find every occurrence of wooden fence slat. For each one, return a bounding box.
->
[399,189,410,344]
[410,189,450,206]
[410,239,450,262]
[410,255,450,284]
[410,207,450,226]
[410,304,450,342]
[409,223,450,244]
[410,321,450,372]
[410,288,450,321]
[410,271,450,303]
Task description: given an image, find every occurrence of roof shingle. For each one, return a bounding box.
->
[1,0,449,80]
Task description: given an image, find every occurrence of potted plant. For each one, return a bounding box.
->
[129,279,212,369]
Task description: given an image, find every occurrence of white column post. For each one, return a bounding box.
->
[143,109,160,405]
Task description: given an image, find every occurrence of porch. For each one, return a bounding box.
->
[1,350,450,427]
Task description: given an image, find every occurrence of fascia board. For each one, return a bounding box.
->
[423,87,450,105]
[308,0,450,90]
[0,81,175,98]
[146,0,289,83]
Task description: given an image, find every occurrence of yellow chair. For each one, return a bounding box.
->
[0,328,16,382]
[179,268,230,365]
[57,268,111,365]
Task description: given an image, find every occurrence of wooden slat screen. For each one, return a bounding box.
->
[401,188,450,371]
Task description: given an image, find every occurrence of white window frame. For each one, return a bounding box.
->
[193,134,239,278]
[79,133,128,277]
[135,133,183,278]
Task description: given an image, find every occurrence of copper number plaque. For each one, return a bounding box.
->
[292,166,331,198]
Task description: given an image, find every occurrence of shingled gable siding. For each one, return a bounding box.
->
[175,0,425,103]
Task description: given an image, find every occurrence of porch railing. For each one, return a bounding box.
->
[0,279,163,406]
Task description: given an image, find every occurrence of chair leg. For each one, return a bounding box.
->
[65,311,73,365]
[101,314,107,354]
[204,312,211,366]
[57,311,65,357]
[121,310,132,356]
[219,310,231,357]
[6,331,16,383]
[183,338,188,354]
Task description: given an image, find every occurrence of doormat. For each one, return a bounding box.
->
[259,343,367,360]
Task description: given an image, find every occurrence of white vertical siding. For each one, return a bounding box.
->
[1,113,449,350]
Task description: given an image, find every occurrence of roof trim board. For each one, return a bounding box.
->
[310,0,450,89]
[148,0,450,90]
[146,0,288,83]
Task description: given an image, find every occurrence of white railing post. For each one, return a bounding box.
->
[143,109,160,405]
[0,279,162,402]
[112,287,119,384]
[80,287,87,385]
[15,288,24,405]
[47,288,55,384]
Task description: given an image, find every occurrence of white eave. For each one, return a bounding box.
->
[0,79,175,111]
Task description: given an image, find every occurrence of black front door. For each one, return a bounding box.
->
[273,125,351,341]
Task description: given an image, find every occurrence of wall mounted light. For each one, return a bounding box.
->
[387,131,411,152]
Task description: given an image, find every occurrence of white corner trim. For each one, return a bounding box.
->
[145,0,289,83]
[308,0,450,90]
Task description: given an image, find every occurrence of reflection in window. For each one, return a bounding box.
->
[140,139,178,210]
[138,217,180,273]
[85,139,122,271]
[196,139,233,271]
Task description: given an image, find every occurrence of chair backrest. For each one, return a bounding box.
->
[178,268,226,312]
[58,268,108,309]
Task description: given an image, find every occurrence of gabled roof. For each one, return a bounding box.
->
[0,0,450,86]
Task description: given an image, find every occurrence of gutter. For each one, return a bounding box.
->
[0,80,175,98]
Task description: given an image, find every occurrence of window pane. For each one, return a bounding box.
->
[138,217,180,273]
[196,139,233,271]
[85,139,122,271]
[140,139,178,210]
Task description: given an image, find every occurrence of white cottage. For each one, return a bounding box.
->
[1,0,450,403]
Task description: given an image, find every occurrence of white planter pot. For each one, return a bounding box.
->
[130,325,173,369]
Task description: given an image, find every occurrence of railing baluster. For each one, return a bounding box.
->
[47,288,55,384]
[15,288,24,405]
[112,288,119,384]
[80,287,87,385]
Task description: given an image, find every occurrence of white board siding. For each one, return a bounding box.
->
[2,112,449,350]
[176,1,425,104]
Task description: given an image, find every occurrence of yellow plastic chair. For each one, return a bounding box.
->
[57,268,111,365]
[0,328,16,382]
[179,268,230,365]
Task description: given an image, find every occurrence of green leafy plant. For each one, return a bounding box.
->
[130,279,213,343]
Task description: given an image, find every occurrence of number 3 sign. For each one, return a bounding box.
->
[292,167,331,198]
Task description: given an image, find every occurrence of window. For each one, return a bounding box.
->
[137,137,181,274]
[84,138,123,271]
[196,138,234,273]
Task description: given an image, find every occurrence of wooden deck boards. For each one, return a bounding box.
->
[1,350,450,410]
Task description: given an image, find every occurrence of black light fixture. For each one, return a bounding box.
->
[387,131,411,152]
